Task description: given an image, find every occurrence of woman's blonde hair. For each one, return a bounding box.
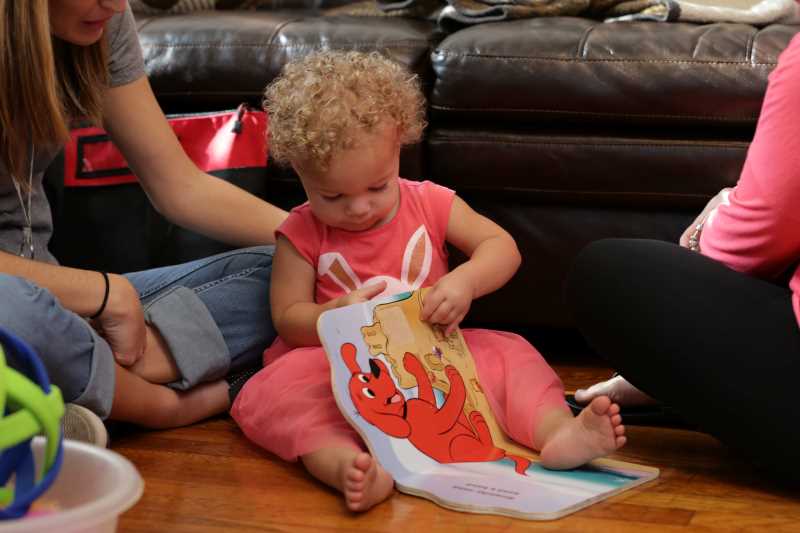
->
[264,50,426,171]
[0,0,108,187]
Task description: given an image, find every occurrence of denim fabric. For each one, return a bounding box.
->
[0,245,276,418]
[0,273,114,417]
[126,246,276,385]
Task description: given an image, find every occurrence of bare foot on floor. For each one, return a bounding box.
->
[343,452,394,512]
[574,374,658,407]
[540,396,626,470]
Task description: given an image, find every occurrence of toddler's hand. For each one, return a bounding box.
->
[336,281,387,308]
[421,272,474,335]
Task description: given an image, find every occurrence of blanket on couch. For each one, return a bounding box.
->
[331,0,800,27]
[131,0,799,28]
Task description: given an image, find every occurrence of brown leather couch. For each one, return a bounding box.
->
[50,11,800,330]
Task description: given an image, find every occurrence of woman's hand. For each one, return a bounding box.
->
[93,274,146,366]
[335,281,387,308]
[421,271,475,335]
[679,188,732,248]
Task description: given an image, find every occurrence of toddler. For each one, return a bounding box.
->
[232,51,626,512]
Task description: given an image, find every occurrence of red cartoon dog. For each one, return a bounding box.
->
[340,343,530,474]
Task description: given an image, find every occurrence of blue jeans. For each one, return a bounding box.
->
[0,246,275,419]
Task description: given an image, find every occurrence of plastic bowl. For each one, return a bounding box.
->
[0,437,144,532]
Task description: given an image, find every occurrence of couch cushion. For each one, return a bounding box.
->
[136,12,441,111]
[431,18,800,128]
[427,128,750,208]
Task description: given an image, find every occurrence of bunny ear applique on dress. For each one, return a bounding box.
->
[401,225,432,290]
[318,225,433,297]
[319,252,363,293]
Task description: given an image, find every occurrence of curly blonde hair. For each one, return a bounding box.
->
[264,51,426,171]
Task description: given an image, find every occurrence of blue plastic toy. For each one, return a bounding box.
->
[0,328,64,519]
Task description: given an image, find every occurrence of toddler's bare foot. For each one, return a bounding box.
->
[540,396,626,470]
[343,452,394,512]
[575,374,658,407]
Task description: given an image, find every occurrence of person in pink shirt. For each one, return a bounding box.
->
[232,51,627,512]
[566,33,800,482]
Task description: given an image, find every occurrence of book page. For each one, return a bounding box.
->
[319,289,658,520]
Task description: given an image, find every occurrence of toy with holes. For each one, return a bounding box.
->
[0,327,64,519]
[0,327,144,532]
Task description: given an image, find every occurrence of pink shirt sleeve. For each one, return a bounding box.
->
[275,206,321,268]
[700,33,800,279]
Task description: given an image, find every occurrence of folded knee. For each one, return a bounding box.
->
[0,274,61,333]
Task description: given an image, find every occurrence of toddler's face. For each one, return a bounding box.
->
[295,123,402,232]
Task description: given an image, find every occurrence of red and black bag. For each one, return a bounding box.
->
[45,105,269,273]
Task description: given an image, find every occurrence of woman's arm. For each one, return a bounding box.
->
[421,195,521,333]
[271,236,385,347]
[0,251,134,317]
[0,252,145,363]
[101,77,288,246]
[692,35,800,278]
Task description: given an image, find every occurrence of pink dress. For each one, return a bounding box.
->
[231,179,568,461]
[700,33,800,327]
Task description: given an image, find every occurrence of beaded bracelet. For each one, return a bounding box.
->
[687,221,704,252]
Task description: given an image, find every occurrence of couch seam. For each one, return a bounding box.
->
[266,17,299,46]
[429,105,759,121]
[691,26,711,60]
[143,41,429,49]
[576,25,595,59]
[429,139,750,149]
[153,91,268,96]
[438,186,721,198]
[746,29,756,64]
[432,52,776,67]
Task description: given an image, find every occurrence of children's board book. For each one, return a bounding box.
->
[317,289,659,521]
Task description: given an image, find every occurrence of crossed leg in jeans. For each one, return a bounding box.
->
[565,238,800,483]
[0,246,275,428]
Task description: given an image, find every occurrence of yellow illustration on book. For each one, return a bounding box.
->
[359,288,537,463]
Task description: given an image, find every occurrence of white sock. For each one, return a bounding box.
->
[574,375,658,407]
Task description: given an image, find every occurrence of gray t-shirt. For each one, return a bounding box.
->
[0,5,146,265]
